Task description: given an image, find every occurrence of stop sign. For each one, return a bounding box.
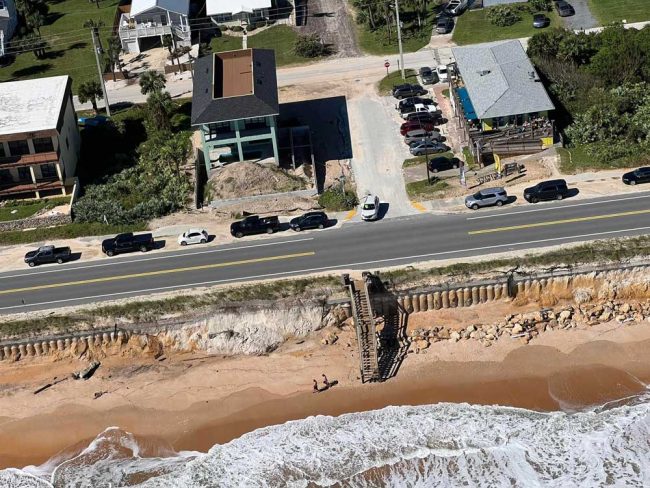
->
[384,61,390,68]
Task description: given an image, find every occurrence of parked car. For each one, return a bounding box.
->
[445,0,468,16]
[533,13,551,28]
[554,1,575,17]
[622,167,650,185]
[178,228,209,246]
[465,187,508,210]
[399,101,437,117]
[402,103,442,119]
[400,120,436,135]
[24,245,72,267]
[404,129,442,145]
[409,141,448,156]
[392,84,427,99]
[397,97,436,111]
[78,115,109,127]
[230,215,281,238]
[428,156,458,173]
[405,111,443,125]
[436,15,454,34]
[419,66,438,85]
[436,65,449,82]
[361,194,380,221]
[289,211,329,231]
[523,179,569,203]
[102,233,155,257]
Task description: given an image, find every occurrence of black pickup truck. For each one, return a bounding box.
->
[24,245,72,267]
[102,232,155,256]
[230,215,280,238]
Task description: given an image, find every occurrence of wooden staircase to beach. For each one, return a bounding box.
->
[348,278,380,383]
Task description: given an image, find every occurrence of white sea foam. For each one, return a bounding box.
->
[3,397,650,487]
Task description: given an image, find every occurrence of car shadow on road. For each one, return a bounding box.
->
[153,240,166,250]
[207,235,217,243]
[566,188,580,199]
[69,252,83,263]
[505,195,518,205]
[327,218,339,228]
[377,202,390,220]
[277,223,293,233]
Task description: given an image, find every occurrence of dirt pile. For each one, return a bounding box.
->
[209,161,309,200]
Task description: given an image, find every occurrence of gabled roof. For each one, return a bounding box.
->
[451,40,554,120]
[0,76,70,136]
[130,0,189,16]
[191,48,279,125]
[206,0,271,16]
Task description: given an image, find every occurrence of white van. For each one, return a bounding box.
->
[445,0,469,16]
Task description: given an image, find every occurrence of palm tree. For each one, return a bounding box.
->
[139,70,167,95]
[105,36,122,82]
[77,80,104,114]
[83,19,105,51]
[26,11,45,34]
[21,33,48,58]
[145,90,173,132]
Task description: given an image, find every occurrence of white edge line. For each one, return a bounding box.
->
[0,237,315,280]
[466,193,650,221]
[3,225,650,312]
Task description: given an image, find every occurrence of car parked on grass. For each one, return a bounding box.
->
[465,187,508,210]
[178,228,209,246]
[523,179,569,203]
[409,141,448,156]
[230,215,280,238]
[290,211,329,231]
[554,1,575,17]
[436,15,454,34]
[392,84,427,99]
[102,233,155,257]
[436,65,449,82]
[622,167,650,185]
[404,129,442,144]
[533,13,551,28]
[24,245,72,267]
[400,120,436,135]
[419,67,438,84]
[361,194,380,221]
[428,156,458,173]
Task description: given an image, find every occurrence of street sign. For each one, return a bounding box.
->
[384,60,390,75]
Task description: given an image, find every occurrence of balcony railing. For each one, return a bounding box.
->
[0,150,59,168]
[0,178,63,197]
[119,14,191,41]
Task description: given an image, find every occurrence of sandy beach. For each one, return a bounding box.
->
[1,314,650,470]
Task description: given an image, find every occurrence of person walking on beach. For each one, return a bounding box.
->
[322,374,330,389]
[313,379,319,393]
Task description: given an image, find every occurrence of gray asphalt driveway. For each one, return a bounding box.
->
[559,0,598,30]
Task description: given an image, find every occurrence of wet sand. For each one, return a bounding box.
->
[1,321,650,469]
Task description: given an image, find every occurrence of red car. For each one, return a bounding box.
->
[400,120,435,135]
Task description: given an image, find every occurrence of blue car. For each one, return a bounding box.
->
[78,115,109,127]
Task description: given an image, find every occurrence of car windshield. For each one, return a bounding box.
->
[363,203,376,210]
[438,67,447,74]
[472,192,482,200]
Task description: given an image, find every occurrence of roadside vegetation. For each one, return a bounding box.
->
[0,0,120,91]
[453,1,559,45]
[318,187,358,211]
[406,178,450,199]
[0,222,145,246]
[0,196,69,222]
[351,0,444,55]
[587,0,650,25]
[528,25,650,171]
[378,68,417,95]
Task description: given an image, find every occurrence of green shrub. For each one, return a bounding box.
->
[230,25,244,32]
[528,0,551,12]
[254,21,267,29]
[487,5,523,27]
[294,33,327,58]
[318,188,358,211]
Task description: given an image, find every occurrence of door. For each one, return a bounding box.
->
[40,248,54,263]
[540,184,556,200]
[641,170,650,183]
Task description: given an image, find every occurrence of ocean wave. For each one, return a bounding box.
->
[3,396,650,487]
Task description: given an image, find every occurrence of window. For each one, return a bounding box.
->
[0,169,12,183]
[17,167,31,181]
[0,144,5,158]
[32,137,54,153]
[207,122,232,140]
[8,140,30,156]
[40,164,57,179]
[244,117,268,130]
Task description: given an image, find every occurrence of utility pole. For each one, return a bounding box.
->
[394,0,405,80]
[90,26,111,116]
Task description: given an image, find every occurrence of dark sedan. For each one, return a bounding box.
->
[289,211,329,231]
[622,167,650,186]
[555,1,575,17]
[533,13,550,28]
[428,157,458,173]
[436,15,454,34]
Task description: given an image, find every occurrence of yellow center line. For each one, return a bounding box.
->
[468,209,650,235]
[0,251,316,296]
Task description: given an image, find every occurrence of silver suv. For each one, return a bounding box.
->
[465,187,508,210]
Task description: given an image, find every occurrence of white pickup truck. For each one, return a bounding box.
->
[401,103,442,119]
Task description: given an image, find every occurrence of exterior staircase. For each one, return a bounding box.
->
[347,278,380,383]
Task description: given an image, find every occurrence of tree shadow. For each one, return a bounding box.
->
[45,12,65,26]
[12,64,53,77]
[367,274,409,381]
[68,42,88,50]
[41,50,65,60]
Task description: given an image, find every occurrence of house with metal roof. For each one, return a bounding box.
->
[118,0,191,54]
[0,0,18,57]
[449,40,555,160]
[191,48,279,171]
[208,0,271,26]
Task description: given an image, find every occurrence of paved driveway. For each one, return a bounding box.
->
[560,0,598,30]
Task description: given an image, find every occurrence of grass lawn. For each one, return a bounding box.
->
[557,145,640,173]
[453,6,561,45]
[210,26,305,67]
[406,178,451,199]
[378,68,417,95]
[403,152,454,167]
[0,196,70,222]
[355,6,440,55]
[587,0,650,24]
[0,0,120,92]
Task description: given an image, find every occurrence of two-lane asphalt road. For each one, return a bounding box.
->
[2,192,650,314]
